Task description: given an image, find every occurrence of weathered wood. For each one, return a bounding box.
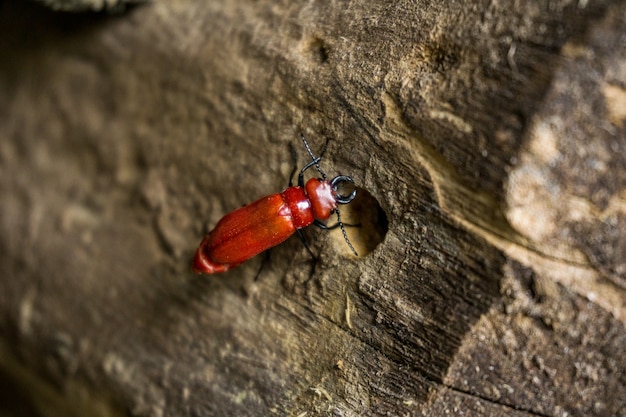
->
[33,0,149,12]
[0,1,623,416]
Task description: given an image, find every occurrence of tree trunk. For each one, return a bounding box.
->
[0,1,623,416]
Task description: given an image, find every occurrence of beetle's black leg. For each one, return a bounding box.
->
[295,228,320,284]
[313,220,361,229]
[253,250,271,282]
[288,143,298,187]
[295,229,317,260]
[312,211,359,257]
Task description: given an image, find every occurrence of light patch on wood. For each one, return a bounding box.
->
[345,293,353,329]
[603,83,626,127]
[428,109,474,134]
[529,121,561,164]
[506,164,558,242]
[310,385,332,402]
[19,288,37,336]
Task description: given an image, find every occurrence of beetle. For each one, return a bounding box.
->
[192,135,358,274]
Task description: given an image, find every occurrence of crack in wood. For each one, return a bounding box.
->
[443,383,554,417]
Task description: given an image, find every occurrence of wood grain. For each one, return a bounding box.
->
[0,1,623,416]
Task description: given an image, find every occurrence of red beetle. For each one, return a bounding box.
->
[192,136,358,274]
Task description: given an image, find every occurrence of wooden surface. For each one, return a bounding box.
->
[0,1,624,416]
[32,0,149,12]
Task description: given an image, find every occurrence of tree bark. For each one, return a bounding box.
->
[0,1,624,416]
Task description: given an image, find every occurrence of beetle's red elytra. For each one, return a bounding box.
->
[192,135,357,275]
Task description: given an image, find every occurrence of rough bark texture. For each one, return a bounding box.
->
[0,1,624,416]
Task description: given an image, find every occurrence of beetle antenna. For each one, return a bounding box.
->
[335,208,358,256]
[301,133,328,180]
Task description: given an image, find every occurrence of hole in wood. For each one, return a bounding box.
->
[306,36,330,64]
[330,187,388,257]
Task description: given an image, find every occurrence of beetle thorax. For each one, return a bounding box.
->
[305,178,336,220]
[281,186,314,228]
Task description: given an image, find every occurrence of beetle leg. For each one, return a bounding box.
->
[313,219,360,229]
[296,228,320,287]
[295,228,318,260]
[288,143,298,187]
[253,250,271,281]
[313,212,359,257]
